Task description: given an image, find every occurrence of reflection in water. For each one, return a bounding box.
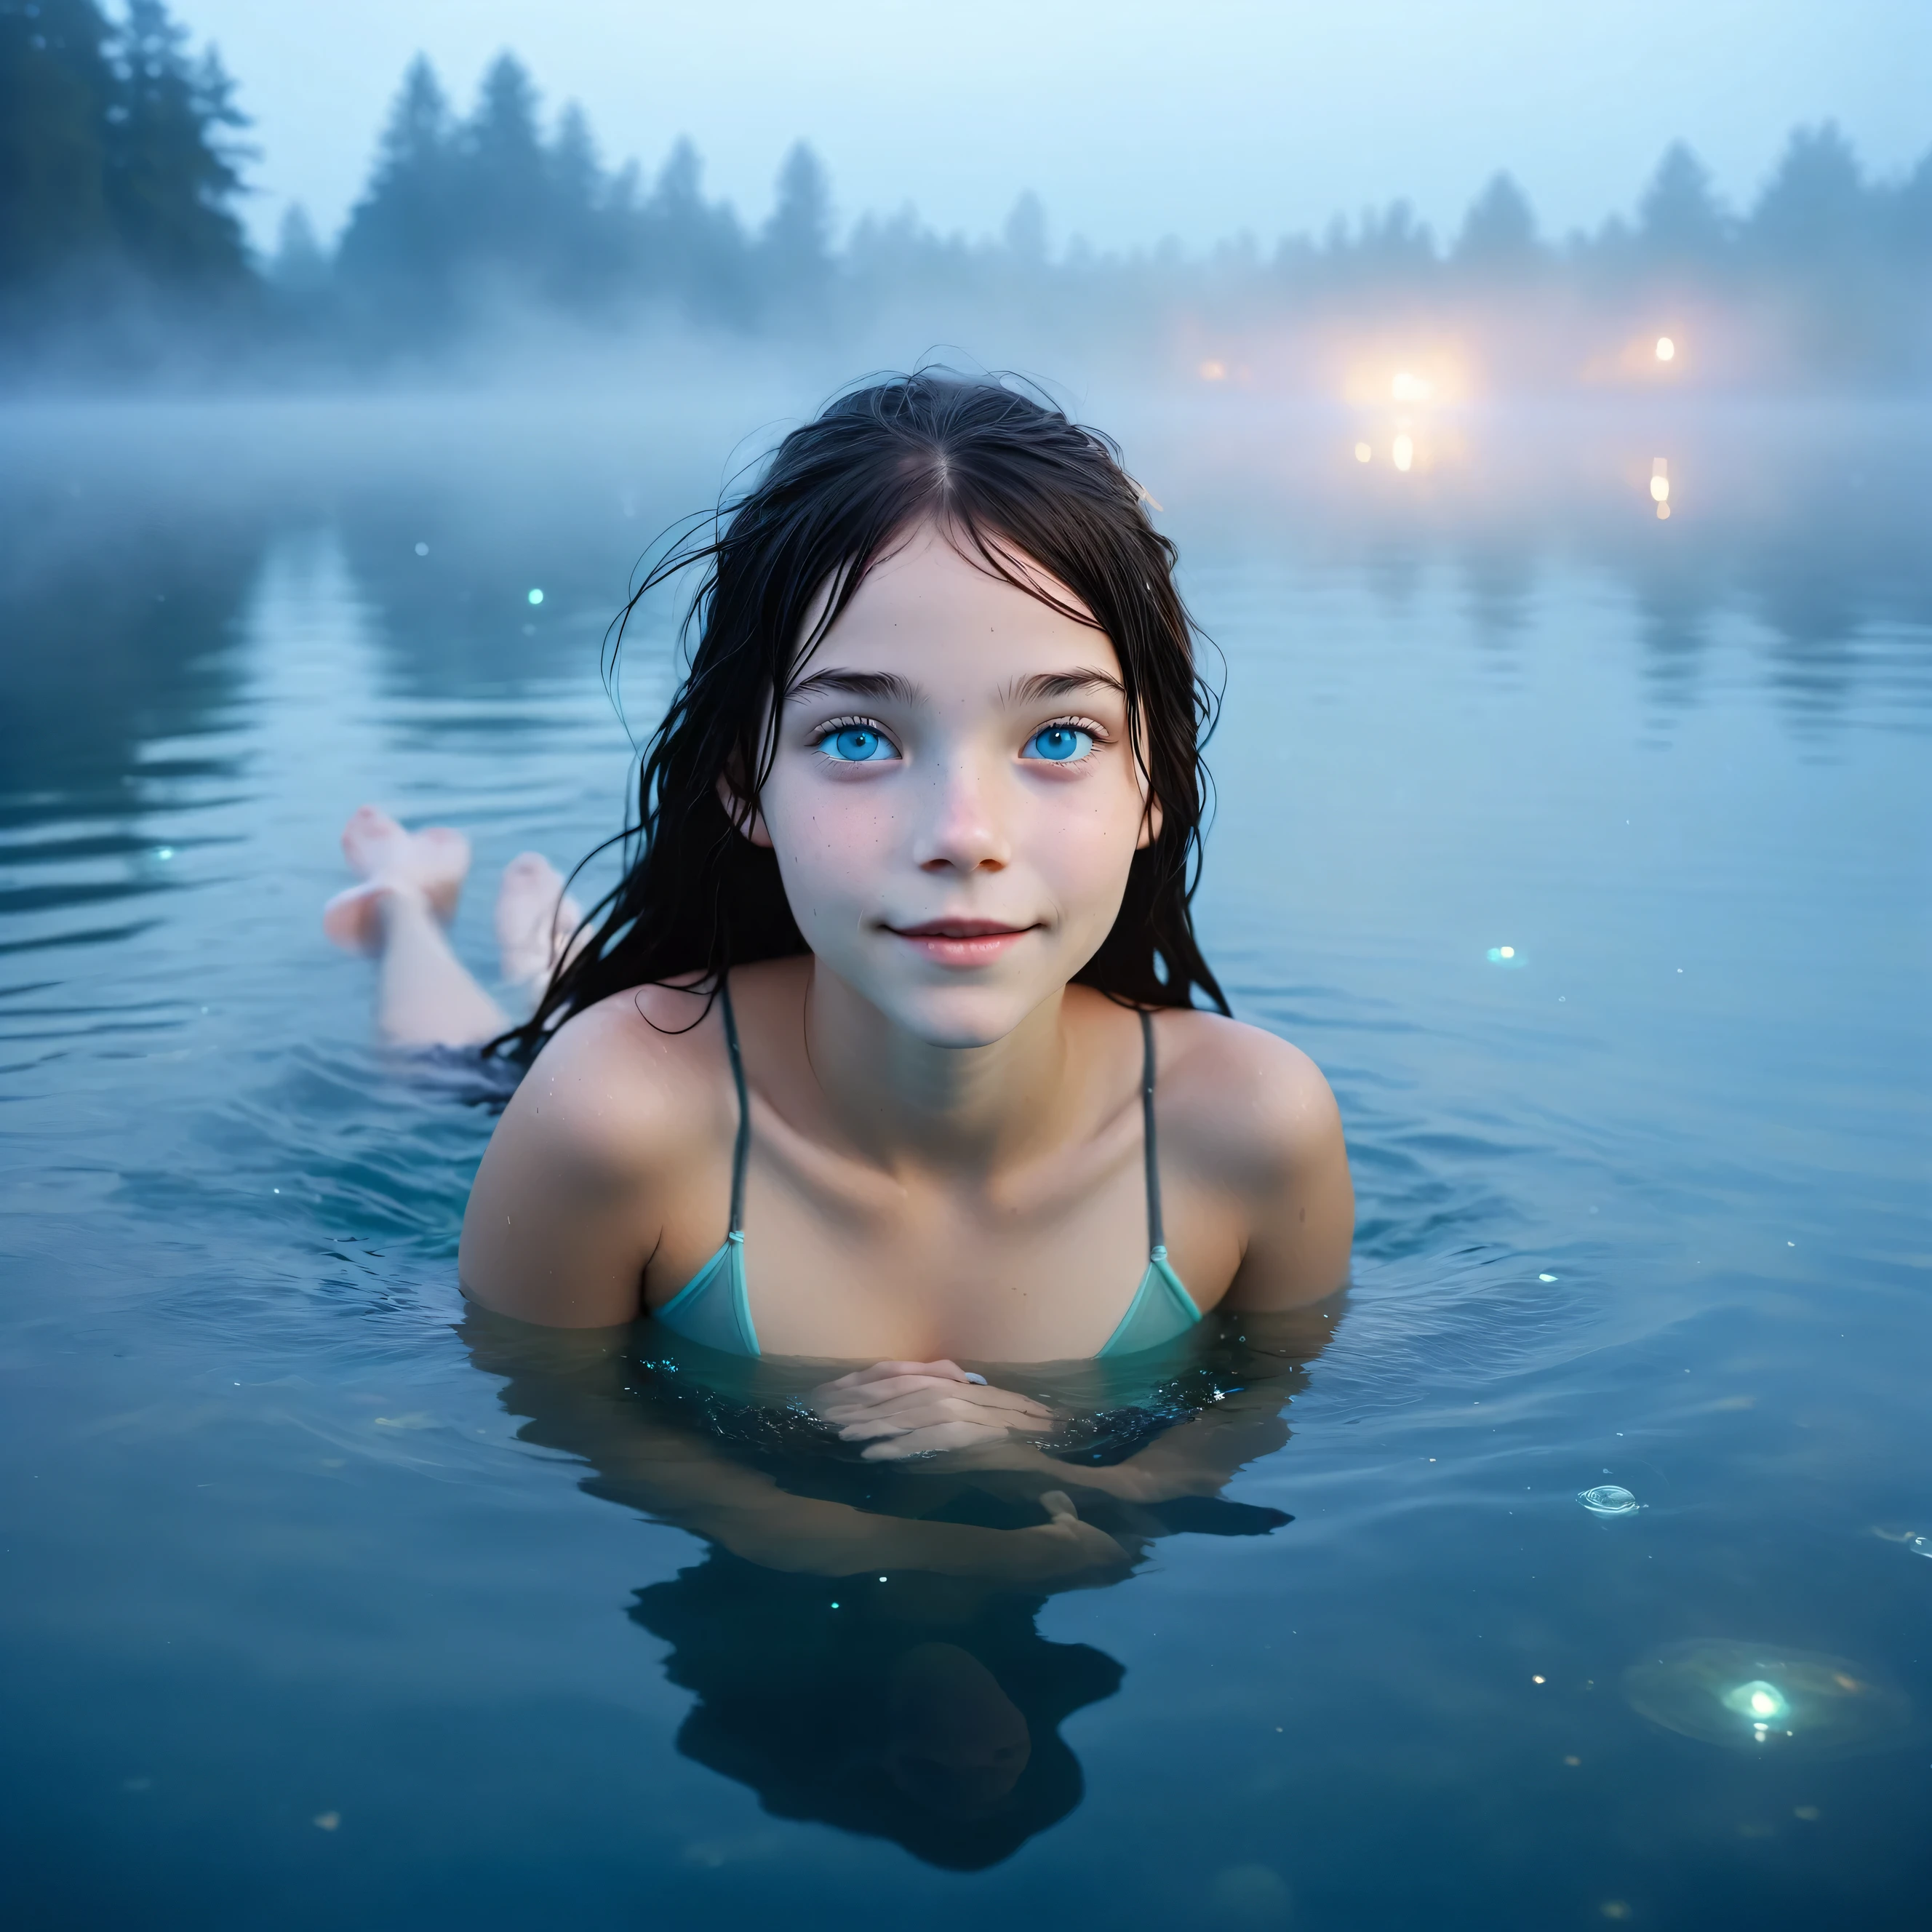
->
[630,1552,1117,1869]
[463,1307,1330,1867]
[1623,1640,1912,1755]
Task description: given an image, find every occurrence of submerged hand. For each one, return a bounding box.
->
[999,1490,1133,1579]
[808,1359,1055,1460]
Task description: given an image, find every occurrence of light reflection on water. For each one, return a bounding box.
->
[0,394,1928,1927]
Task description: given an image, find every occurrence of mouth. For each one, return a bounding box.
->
[885,917,1038,966]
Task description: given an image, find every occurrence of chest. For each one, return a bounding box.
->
[645,1114,1229,1361]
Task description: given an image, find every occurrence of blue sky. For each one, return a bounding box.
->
[172,0,1932,253]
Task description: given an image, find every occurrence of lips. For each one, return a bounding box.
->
[885,917,1037,966]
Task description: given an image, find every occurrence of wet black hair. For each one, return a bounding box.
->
[503,370,1227,1055]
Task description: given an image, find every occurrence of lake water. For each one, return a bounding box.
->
[1,388,1928,1928]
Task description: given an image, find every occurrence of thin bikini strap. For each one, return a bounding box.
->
[718,978,751,1239]
[1140,1009,1166,1258]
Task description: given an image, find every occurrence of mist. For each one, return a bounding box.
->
[4,14,1931,399]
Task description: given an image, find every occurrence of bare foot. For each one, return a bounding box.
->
[323,806,471,954]
[495,853,585,993]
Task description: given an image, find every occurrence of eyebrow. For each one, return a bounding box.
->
[786,668,920,706]
[784,666,1125,709]
[1005,670,1125,704]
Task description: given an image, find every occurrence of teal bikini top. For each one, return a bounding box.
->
[652,983,1203,1360]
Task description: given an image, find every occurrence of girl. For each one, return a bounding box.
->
[328,374,1353,1466]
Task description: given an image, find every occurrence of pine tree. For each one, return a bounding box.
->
[458,52,548,268]
[105,0,250,282]
[762,141,832,304]
[336,55,455,316]
[0,0,117,285]
[1637,143,1730,263]
[1749,124,1869,264]
[1455,173,1538,274]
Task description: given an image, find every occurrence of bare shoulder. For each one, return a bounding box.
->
[491,980,730,1178]
[1149,1007,1346,1191]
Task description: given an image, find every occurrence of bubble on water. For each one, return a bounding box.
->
[1624,1640,1910,1754]
[1578,1484,1639,1516]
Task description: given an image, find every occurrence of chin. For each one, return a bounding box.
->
[873,980,1050,1050]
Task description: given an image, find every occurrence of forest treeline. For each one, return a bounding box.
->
[4,0,1931,386]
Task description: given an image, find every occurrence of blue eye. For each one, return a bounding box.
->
[819,724,897,762]
[1023,724,1094,763]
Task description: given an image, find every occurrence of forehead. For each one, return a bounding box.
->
[804,522,1119,693]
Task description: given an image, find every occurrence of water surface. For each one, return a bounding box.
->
[1,391,1928,1928]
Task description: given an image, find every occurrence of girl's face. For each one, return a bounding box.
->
[742,522,1157,1047]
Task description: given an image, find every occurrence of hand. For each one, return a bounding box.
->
[996,1490,1135,1579]
[808,1359,1056,1461]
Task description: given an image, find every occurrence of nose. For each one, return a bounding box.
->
[911,753,1010,874]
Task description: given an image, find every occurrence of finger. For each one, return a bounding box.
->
[834,1418,914,1442]
[835,1400,985,1435]
[811,1362,947,1400]
[813,1376,974,1414]
[859,1421,1005,1459]
[821,1384,1053,1423]
[839,1394,1053,1435]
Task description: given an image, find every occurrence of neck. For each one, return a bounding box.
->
[800,963,1079,1170]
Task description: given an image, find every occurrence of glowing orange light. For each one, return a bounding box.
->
[1655,336,1675,362]
[1354,442,1371,463]
[1656,503,1671,520]
[1198,359,1227,382]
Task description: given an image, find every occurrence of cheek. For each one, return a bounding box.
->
[1034,772,1143,899]
[763,777,893,903]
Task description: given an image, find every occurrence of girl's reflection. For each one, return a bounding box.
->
[460,1305,1335,1869]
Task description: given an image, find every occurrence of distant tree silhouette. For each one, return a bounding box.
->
[761,140,834,309]
[268,201,326,296]
[1749,123,1869,264]
[6,25,1931,386]
[1637,143,1731,263]
[1003,191,1048,265]
[1454,172,1539,273]
[0,0,116,282]
[106,0,248,282]
[0,0,247,297]
[637,136,754,322]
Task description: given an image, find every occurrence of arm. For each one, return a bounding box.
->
[461,1312,1130,1581]
[1170,1017,1354,1313]
[458,994,710,1328]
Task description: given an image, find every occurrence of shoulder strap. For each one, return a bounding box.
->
[1140,1009,1165,1258]
[719,978,751,1238]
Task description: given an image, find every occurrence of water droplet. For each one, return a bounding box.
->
[527,588,544,606]
[1624,1640,1910,1752]
[1578,1485,1639,1516]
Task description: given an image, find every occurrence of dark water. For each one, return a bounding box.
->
[1,391,1928,1928]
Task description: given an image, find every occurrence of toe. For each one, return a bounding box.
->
[340,805,404,876]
